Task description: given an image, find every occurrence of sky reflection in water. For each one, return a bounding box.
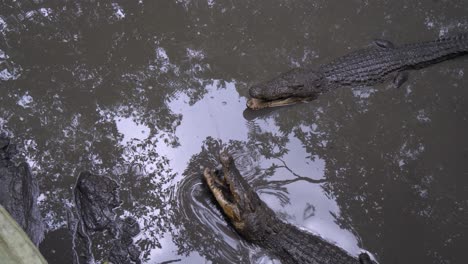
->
[1,0,467,263]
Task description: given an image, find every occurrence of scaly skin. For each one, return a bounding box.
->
[0,136,44,246]
[248,33,468,109]
[204,152,375,264]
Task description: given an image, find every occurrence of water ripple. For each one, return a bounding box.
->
[172,172,274,263]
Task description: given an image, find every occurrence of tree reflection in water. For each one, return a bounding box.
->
[172,136,330,263]
[0,0,467,263]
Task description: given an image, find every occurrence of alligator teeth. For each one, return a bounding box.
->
[247,97,314,110]
[203,168,241,222]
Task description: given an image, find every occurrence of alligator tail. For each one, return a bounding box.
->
[403,32,468,68]
[436,32,468,52]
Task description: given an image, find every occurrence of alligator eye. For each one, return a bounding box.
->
[290,84,304,90]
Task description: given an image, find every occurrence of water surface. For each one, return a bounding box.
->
[1,1,468,263]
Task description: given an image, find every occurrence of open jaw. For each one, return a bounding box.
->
[246,96,316,110]
[203,167,242,223]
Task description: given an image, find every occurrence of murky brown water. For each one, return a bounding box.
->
[1,1,468,263]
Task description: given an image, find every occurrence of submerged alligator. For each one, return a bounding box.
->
[247,33,468,109]
[204,152,375,264]
[0,135,44,246]
[69,172,141,264]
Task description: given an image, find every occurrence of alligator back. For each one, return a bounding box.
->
[320,33,468,86]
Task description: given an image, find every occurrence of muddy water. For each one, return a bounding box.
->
[1,1,468,263]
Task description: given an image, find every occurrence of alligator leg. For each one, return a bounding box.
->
[392,71,409,88]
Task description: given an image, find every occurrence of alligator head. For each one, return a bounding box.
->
[204,153,377,264]
[203,152,275,241]
[247,68,325,110]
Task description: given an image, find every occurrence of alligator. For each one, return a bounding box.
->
[0,135,44,246]
[247,33,468,109]
[68,171,141,264]
[203,152,376,264]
